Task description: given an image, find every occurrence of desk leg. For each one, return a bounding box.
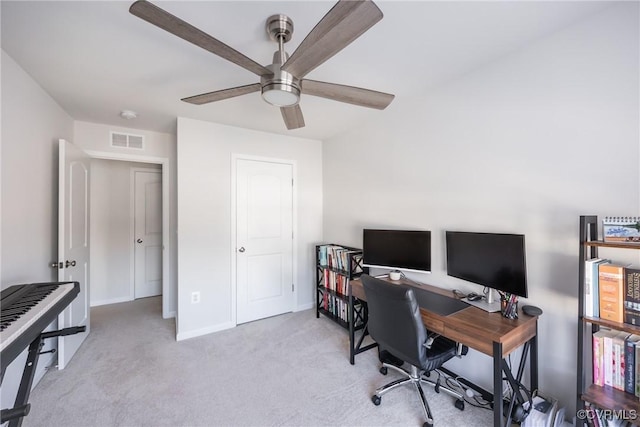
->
[493,342,503,427]
[494,339,535,427]
[349,295,355,365]
[530,328,538,392]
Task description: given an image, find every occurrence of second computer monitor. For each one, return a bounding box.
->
[445,231,527,298]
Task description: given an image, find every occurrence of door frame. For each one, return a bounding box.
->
[130,167,163,301]
[85,150,172,319]
[230,153,298,326]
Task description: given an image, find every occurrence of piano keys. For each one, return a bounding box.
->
[1,282,79,378]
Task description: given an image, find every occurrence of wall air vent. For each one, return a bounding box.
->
[110,131,145,150]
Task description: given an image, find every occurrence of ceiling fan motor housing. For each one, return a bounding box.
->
[261,51,301,106]
[261,14,300,106]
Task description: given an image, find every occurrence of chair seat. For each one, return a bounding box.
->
[421,337,458,372]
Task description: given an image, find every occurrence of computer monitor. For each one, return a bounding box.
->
[445,231,528,298]
[363,229,431,273]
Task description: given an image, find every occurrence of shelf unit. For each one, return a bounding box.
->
[577,215,640,425]
[315,244,370,361]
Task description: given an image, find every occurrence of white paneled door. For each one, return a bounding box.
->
[57,139,90,370]
[236,159,293,324]
[134,170,163,299]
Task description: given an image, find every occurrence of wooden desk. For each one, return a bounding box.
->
[349,276,539,427]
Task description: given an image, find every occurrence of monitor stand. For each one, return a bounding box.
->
[463,297,501,313]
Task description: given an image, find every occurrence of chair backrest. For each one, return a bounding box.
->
[361,274,428,368]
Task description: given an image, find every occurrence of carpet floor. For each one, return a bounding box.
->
[23,297,495,426]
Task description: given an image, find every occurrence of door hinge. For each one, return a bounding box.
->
[291,179,294,186]
[291,284,294,292]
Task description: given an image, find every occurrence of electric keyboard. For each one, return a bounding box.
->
[0,281,83,427]
[0,282,79,374]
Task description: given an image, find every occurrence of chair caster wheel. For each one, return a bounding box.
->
[455,399,465,411]
[423,422,433,427]
[371,395,381,406]
[379,366,388,375]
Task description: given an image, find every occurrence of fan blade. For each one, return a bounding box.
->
[281,0,382,79]
[130,0,271,77]
[181,83,261,105]
[301,79,394,109]
[281,105,305,130]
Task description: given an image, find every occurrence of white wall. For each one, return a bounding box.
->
[90,159,161,306]
[176,118,322,340]
[74,121,177,317]
[0,50,74,412]
[322,3,639,411]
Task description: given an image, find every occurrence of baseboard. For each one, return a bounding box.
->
[176,321,235,341]
[294,302,314,312]
[163,310,176,319]
[90,296,132,307]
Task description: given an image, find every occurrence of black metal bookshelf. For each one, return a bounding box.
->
[315,244,369,348]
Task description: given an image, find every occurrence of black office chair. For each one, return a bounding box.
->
[362,274,466,427]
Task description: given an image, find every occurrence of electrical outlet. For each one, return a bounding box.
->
[191,291,200,304]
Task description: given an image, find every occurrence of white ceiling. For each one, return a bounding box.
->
[1,1,612,140]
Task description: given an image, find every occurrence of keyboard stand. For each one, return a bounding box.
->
[0,326,85,427]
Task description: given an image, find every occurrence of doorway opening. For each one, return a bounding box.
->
[87,150,172,320]
[131,167,163,300]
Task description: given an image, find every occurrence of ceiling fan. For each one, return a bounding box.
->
[129,0,395,130]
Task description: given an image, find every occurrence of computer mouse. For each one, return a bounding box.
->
[467,293,482,301]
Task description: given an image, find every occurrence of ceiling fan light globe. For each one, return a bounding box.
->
[261,83,300,107]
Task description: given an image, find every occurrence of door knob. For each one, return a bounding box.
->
[50,262,63,269]
[238,247,246,253]
[137,239,143,243]
[65,260,76,268]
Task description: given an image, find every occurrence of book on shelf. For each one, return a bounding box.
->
[624,334,640,394]
[333,247,346,271]
[317,244,362,274]
[320,292,348,322]
[602,329,614,387]
[624,267,640,326]
[318,244,337,268]
[593,329,615,386]
[602,216,640,243]
[322,269,349,295]
[601,329,627,388]
[583,403,599,427]
[585,258,609,317]
[599,263,626,323]
[636,342,640,397]
[323,245,343,269]
[611,332,628,391]
[593,328,640,397]
[318,245,327,266]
